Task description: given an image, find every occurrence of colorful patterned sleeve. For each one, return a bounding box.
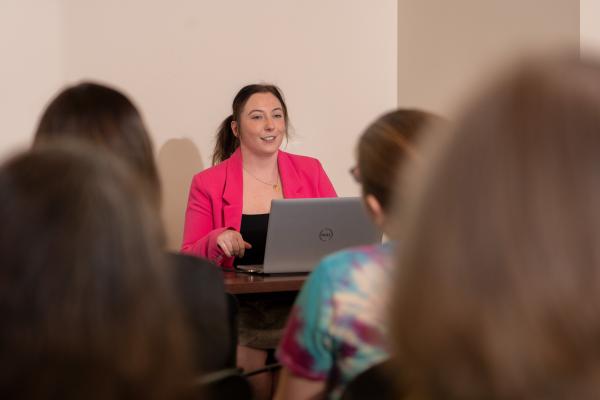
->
[277,259,336,380]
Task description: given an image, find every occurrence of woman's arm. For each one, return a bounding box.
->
[181,174,228,264]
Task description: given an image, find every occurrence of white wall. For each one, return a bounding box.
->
[397,0,579,116]
[1,1,398,249]
[0,0,64,159]
[581,0,600,55]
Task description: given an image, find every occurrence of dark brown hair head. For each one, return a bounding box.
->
[212,83,289,165]
[357,109,443,212]
[0,142,191,399]
[391,54,600,400]
[33,82,161,208]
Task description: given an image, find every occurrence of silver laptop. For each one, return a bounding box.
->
[236,197,382,274]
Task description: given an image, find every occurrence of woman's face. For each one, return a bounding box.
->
[232,92,286,157]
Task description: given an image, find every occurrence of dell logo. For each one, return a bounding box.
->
[319,228,334,242]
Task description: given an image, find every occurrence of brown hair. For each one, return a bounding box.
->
[212,83,289,165]
[357,109,443,212]
[33,82,161,208]
[391,55,600,399]
[0,142,191,399]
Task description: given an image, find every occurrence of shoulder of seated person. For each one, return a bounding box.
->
[280,151,322,170]
[193,161,228,183]
[319,244,382,268]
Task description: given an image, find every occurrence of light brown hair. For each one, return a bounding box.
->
[33,82,161,208]
[0,142,191,399]
[391,55,600,400]
[357,109,443,212]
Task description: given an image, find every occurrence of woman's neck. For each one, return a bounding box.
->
[240,147,279,174]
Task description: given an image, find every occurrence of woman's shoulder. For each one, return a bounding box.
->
[310,243,392,283]
[279,150,323,170]
[324,243,390,267]
[192,159,229,184]
[188,161,231,199]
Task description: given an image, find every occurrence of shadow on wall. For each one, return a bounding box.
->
[158,138,204,251]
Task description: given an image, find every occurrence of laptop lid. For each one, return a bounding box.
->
[262,197,382,274]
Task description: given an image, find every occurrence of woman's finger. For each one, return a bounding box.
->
[217,240,232,258]
[230,238,240,256]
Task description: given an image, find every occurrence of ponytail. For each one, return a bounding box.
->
[212,115,239,165]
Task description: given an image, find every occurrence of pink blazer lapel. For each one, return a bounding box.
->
[222,148,243,231]
[278,151,304,198]
[221,149,305,232]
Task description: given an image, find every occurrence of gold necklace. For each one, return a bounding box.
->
[243,166,280,192]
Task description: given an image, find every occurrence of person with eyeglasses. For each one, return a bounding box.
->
[274,109,444,400]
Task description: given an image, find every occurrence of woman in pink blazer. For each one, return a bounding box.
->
[181,85,337,268]
[181,83,336,400]
[181,147,336,267]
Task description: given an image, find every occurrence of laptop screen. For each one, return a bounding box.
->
[261,197,382,274]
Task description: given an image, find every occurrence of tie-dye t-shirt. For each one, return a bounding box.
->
[277,243,394,399]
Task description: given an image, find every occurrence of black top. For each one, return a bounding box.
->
[235,213,270,266]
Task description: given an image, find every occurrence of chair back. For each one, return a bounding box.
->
[193,368,253,400]
[341,360,399,400]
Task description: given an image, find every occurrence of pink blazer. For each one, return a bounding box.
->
[181,148,337,268]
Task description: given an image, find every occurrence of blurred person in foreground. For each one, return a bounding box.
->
[0,143,192,399]
[32,81,233,373]
[391,54,600,400]
[275,109,443,400]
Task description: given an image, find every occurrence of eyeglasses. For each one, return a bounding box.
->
[349,166,361,183]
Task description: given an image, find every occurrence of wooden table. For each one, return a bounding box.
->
[223,271,308,294]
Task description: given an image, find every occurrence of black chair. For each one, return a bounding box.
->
[225,292,240,366]
[242,362,282,378]
[192,363,282,400]
[193,368,253,400]
[340,360,399,400]
[169,253,236,371]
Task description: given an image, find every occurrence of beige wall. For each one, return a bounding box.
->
[397,0,580,116]
[2,1,586,249]
[1,1,398,249]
